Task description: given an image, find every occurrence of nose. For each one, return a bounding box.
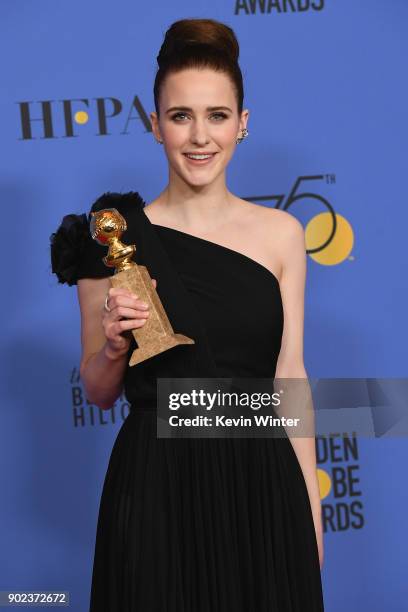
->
[190,118,210,146]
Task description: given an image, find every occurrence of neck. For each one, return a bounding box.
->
[157,172,235,232]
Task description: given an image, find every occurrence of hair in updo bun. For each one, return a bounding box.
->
[154,18,244,116]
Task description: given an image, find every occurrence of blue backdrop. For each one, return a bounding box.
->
[1,1,407,610]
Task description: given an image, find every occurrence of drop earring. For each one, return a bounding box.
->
[236,128,249,144]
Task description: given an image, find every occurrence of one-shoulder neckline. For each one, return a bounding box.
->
[141,208,280,288]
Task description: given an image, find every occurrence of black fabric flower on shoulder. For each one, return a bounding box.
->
[90,190,146,219]
[49,190,146,286]
[50,213,91,286]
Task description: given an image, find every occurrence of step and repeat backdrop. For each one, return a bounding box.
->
[1,1,407,610]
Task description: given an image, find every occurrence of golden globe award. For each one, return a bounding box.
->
[90,207,195,366]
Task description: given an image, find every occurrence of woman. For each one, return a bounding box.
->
[51,17,324,611]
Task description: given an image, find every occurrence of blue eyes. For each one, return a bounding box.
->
[171,112,228,122]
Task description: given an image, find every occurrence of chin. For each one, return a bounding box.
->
[187,170,219,182]
[175,168,215,186]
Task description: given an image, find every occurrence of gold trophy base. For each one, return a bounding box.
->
[109,264,195,367]
[128,332,195,366]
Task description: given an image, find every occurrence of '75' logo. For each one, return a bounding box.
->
[244,174,354,265]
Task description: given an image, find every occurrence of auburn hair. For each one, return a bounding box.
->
[154,18,244,116]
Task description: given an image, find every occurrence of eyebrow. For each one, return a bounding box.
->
[165,106,233,114]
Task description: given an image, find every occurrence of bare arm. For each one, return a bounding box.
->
[272,211,324,567]
[77,277,155,410]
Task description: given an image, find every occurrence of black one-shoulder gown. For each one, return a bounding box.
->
[74,191,324,612]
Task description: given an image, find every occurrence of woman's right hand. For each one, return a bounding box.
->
[102,279,157,360]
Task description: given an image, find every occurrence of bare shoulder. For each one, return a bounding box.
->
[234,198,303,244]
[234,198,305,279]
[247,200,302,234]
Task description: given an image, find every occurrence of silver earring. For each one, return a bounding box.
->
[236,128,249,144]
[156,139,163,144]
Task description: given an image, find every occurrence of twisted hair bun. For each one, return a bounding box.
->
[157,19,239,68]
[154,18,244,115]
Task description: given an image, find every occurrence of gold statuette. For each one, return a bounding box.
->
[90,207,195,366]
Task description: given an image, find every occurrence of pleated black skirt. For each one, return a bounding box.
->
[89,409,324,612]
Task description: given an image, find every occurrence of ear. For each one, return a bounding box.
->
[239,108,249,131]
[150,111,162,143]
